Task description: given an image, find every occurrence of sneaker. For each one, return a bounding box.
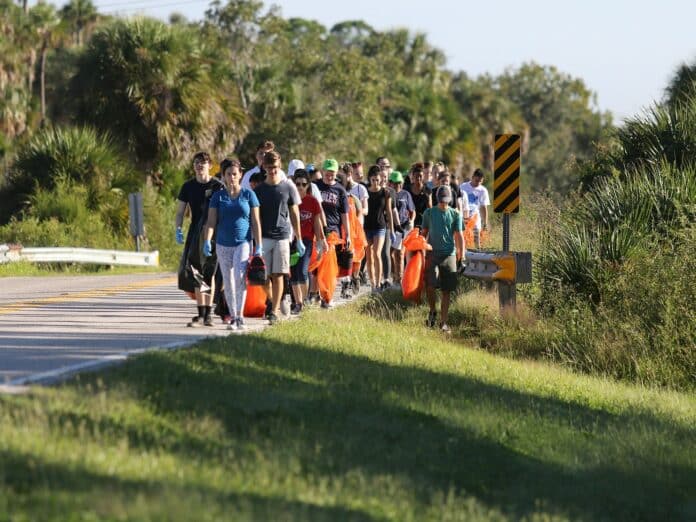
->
[227,322,238,331]
[351,277,360,294]
[440,322,451,333]
[380,281,391,291]
[340,282,352,300]
[203,316,214,327]
[290,303,303,315]
[268,312,279,325]
[235,317,246,330]
[222,315,232,325]
[426,311,437,328]
[280,296,290,316]
[187,316,202,328]
[371,286,382,294]
[320,300,333,309]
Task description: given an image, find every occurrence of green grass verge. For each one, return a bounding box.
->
[0,261,164,278]
[1,292,694,521]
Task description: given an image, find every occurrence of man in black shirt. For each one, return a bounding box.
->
[314,158,351,307]
[175,151,223,327]
[433,170,462,211]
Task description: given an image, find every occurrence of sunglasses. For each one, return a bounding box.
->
[295,181,308,187]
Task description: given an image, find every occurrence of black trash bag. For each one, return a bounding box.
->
[178,215,218,295]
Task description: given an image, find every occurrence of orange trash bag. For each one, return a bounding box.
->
[402,228,432,252]
[243,283,267,318]
[308,242,321,272]
[464,217,477,248]
[402,250,425,302]
[317,232,341,302]
[345,197,367,263]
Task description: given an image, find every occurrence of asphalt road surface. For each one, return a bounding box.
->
[0,272,334,387]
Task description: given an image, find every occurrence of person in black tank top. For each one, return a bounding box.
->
[364,165,394,291]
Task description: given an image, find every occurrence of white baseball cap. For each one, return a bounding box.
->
[287,159,305,178]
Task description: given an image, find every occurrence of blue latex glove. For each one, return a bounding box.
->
[296,239,306,257]
[254,244,263,257]
[389,231,396,244]
[203,239,212,257]
[175,228,184,244]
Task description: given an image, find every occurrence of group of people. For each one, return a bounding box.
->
[175,141,490,332]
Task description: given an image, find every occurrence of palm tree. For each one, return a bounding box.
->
[664,61,696,109]
[70,17,248,175]
[59,0,97,46]
[29,1,62,127]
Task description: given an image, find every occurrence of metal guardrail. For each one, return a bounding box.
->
[0,245,159,267]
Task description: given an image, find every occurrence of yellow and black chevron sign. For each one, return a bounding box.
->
[493,134,521,213]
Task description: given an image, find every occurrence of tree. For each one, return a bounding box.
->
[59,0,97,46]
[70,17,247,176]
[497,63,611,194]
[664,60,696,109]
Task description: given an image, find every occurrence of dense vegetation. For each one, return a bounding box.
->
[1,0,694,390]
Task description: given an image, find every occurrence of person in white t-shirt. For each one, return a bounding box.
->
[241,140,290,191]
[459,168,490,248]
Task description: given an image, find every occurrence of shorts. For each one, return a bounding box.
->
[425,252,458,292]
[365,228,386,242]
[290,238,313,284]
[262,237,290,276]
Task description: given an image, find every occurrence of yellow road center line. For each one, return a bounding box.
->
[0,276,177,315]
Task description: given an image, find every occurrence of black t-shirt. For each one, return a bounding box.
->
[365,188,388,230]
[315,180,349,235]
[433,182,461,210]
[177,177,224,226]
[254,181,296,240]
[409,185,432,228]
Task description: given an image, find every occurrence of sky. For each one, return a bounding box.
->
[60,0,696,122]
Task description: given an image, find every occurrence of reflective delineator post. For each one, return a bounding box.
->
[498,213,516,311]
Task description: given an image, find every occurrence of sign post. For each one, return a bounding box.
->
[128,192,144,252]
[493,134,521,311]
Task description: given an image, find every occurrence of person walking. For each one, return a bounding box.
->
[202,158,262,330]
[363,165,395,292]
[407,162,432,229]
[421,185,465,333]
[254,151,303,324]
[314,158,351,308]
[289,169,328,313]
[460,168,490,249]
[175,151,223,327]
[389,170,415,287]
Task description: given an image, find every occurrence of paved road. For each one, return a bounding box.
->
[0,272,339,387]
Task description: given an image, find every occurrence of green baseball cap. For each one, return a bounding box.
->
[322,158,339,172]
[389,170,404,183]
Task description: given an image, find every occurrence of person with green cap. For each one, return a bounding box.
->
[421,185,465,333]
[315,158,351,308]
[388,170,415,287]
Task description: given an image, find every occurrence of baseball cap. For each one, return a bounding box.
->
[287,159,305,178]
[437,185,452,203]
[322,158,339,172]
[389,171,404,183]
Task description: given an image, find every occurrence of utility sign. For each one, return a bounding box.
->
[493,134,521,213]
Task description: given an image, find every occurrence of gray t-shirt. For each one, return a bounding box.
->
[254,181,296,240]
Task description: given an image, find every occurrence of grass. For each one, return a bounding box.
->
[0,261,163,278]
[0,291,694,521]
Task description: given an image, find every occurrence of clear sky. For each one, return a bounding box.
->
[67,0,696,122]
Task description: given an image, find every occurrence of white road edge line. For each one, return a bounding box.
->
[6,339,203,388]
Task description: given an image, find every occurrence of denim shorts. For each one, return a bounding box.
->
[365,228,386,242]
[290,238,313,284]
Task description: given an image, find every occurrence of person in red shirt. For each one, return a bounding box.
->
[290,169,328,314]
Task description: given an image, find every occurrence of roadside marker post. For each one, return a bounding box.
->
[494,134,521,311]
[462,134,531,312]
